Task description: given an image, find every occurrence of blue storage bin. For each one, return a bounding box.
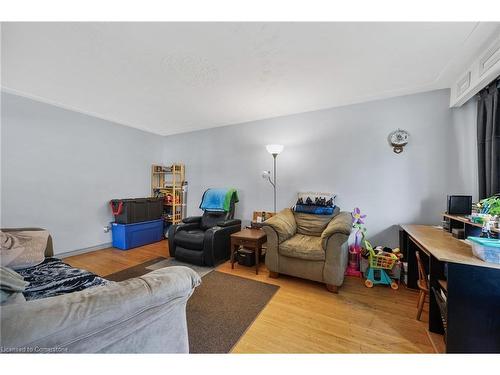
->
[111,219,164,250]
[467,236,500,264]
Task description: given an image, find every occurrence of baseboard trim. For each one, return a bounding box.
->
[58,242,112,258]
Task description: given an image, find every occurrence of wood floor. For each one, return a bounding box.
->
[64,241,168,276]
[64,240,444,353]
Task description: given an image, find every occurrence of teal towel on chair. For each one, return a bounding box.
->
[200,188,238,212]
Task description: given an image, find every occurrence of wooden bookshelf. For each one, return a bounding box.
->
[151,163,185,225]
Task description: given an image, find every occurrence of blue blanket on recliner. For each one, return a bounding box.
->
[199,188,238,212]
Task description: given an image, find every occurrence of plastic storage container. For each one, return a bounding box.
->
[147,198,163,221]
[237,248,256,267]
[110,198,163,224]
[111,219,164,250]
[467,236,500,264]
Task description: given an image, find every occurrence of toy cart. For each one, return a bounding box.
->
[364,242,399,290]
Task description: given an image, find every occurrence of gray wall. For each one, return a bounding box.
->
[163,89,462,247]
[1,89,479,253]
[1,92,163,255]
[450,98,479,201]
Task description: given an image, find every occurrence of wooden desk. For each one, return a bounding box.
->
[402,225,500,271]
[400,225,500,353]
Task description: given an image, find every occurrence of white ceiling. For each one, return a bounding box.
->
[2,22,500,136]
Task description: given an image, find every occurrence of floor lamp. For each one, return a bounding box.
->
[262,144,284,213]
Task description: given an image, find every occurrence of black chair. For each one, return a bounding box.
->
[167,191,241,266]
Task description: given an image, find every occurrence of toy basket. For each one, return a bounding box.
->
[366,242,398,270]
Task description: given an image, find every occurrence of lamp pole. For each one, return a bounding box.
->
[265,144,283,214]
[272,153,277,213]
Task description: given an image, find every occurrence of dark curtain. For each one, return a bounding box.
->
[477,81,500,199]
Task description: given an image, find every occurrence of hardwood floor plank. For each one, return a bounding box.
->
[65,240,168,276]
[217,261,435,353]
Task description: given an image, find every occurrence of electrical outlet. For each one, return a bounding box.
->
[103,225,111,233]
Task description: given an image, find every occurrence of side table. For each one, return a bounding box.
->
[230,228,267,275]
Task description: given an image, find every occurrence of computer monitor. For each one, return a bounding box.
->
[447,195,472,215]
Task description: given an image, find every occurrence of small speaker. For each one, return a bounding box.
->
[447,195,472,215]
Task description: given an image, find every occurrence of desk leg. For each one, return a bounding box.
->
[399,229,408,262]
[406,239,419,289]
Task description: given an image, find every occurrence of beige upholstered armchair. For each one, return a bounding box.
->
[262,208,352,293]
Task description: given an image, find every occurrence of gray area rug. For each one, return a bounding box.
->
[105,258,279,353]
[187,271,279,353]
[105,257,214,281]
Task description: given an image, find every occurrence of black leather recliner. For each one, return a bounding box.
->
[167,193,241,266]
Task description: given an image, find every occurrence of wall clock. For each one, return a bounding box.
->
[388,129,409,154]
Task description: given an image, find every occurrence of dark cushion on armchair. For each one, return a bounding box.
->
[200,211,225,230]
[174,229,205,250]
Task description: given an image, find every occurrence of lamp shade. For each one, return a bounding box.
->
[266,144,284,155]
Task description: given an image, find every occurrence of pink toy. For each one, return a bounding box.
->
[345,207,366,277]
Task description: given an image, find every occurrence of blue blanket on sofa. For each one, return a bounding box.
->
[17,258,109,301]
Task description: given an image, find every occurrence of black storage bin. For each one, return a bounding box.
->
[110,197,164,224]
[146,198,163,221]
[110,198,147,224]
[237,248,256,267]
